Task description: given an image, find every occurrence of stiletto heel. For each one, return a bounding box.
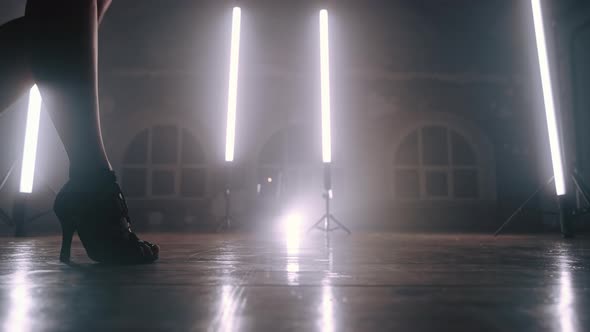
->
[59,218,75,263]
[53,169,159,264]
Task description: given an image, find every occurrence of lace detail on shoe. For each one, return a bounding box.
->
[55,170,159,263]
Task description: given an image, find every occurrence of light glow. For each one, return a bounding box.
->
[320,9,332,163]
[531,0,566,196]
[4,259,32,332]
[225,7,242,162]
[211,284,245,332]
[320,285,335,332]
[283,212,303,252]
[19,85,42,194]
[284,212,301,286]
[558,254,577,332]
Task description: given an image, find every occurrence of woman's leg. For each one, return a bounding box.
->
[0,0,111,115]
[26,0,158,263]
[0,18,34,113]
[26,0,112,172]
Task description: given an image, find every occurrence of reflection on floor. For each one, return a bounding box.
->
[0,232,589,331]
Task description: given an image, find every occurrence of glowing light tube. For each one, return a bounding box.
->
[531,0,566,196]
[320,9,332,163]
[225,7,242,162]
[19,85,42,194]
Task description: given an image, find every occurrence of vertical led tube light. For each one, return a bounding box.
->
[531,0,566,196]
[320,9,332,164]
[19,85,42,194]
[225,7,242,162]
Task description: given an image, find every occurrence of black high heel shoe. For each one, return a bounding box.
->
[54,169,159,264]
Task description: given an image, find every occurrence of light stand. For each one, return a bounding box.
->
[494,171,590,237]
[0,163,53,237]
[0,85,53,236]
[495,0,589,238]
[217,6,241,231]
[217,165,234,231]
[307,9,350,235]
[308,163,350,234]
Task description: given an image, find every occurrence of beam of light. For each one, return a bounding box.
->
[558,254,577,332]
[318,239,335,332]
[282,212,302,285]
[225,7,242,162]
[320,284,335,332]
[531,0,566,196]
[320,9,332,163]
[4,256,32,332]
[19,85,42,194]
[283,212,302,254]
[210,284,246,332]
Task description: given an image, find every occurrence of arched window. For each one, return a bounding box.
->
[121,125,207,198]
[394,125,479,200]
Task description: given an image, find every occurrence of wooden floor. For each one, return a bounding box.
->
[0,232,589,331]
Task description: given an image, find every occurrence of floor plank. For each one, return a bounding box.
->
[0,233,588,331]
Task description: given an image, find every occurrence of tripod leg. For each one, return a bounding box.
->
[494,176,553,236]
[26,209,53,224]
[0,209,13,226]
[307,214,328,233]
[571,172,590,206]
[217,216,230,232]
[329,214,351,235]
[0,160,17,192]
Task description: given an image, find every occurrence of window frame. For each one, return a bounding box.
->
[121,126,208,199]
[393,125,480,201]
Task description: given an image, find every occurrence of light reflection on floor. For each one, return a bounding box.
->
[557,247,577,332]
[210,284,246,332]
[0,233,589,331]
[3,252,33,332]
[320,284,335,332]
[284,214,302,286]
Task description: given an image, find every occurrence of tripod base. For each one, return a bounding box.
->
[217,216,233,232]
[308,213,351,234]
[308,165,351,235]
[494,172,590,238]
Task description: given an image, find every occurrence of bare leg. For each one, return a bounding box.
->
[0,0,111,114]
[26,0,112,171]
[23,0,158,263]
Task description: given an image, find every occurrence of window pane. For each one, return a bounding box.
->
[425,171,448,197]
[181,168,207,197]
[451,131,476,165]
[182,129,205,164]
[395,131,419,165]
[124,129,148,164]
[395,169,419,199]
[152,126,178,164]
[422,126,448,165]
[152,170,175,196]
[454,169,478,198]
[122,168,147,197]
